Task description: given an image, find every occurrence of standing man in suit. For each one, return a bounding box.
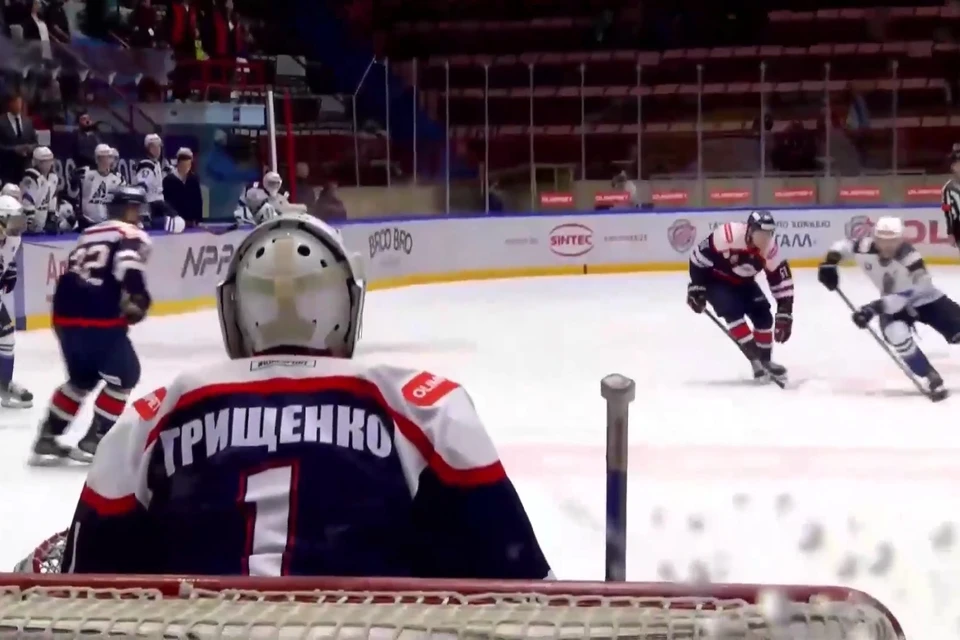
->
[0,92,38,186]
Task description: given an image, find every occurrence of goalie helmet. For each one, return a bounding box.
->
[217,215,365,359]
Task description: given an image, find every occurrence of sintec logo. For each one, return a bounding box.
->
[549,223,593,257]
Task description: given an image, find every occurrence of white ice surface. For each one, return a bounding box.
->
[1,267,959,638]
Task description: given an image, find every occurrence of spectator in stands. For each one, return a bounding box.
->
[162,147,203,227]
[313,181,346,223]
[43,0,69,39]
[20,0,52,57]
[128,0,160,48]
[166,0,199,99]
[294,161,317,213]
[72,111,101,170]
[0,91,37,184]
[167,0,198,57]
[200,0,245,60]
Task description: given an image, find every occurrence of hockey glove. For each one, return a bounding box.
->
[0,266,16,294]
[774,302,793,343]
[120,293,149,325]
[852,301,883,329]
[686,283,706,314]
[817,262,839,291]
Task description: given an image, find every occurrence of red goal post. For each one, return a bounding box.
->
[0,573,905,640]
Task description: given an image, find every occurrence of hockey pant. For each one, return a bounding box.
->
[47,326,141,434]
[879,296,960,377]
[0,301,16,387]
[706,280,774,358]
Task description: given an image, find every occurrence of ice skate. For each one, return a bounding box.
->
[28,420,76,466]
[927,370,949,402]
[1,381,33,408]
[75,415,112,461]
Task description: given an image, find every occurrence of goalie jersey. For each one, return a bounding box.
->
[830,237,943,313]
[61,357,551,579]
[20,168,58,233]
[80,170,123,225]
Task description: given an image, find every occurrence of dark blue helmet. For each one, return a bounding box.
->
[107,185,148,223]
[747,209,776,233]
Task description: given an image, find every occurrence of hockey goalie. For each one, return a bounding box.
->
[21,215,550,580]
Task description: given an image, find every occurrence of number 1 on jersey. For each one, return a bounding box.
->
[240,463,298,576]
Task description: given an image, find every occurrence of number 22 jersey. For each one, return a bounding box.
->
[52,221,152,328]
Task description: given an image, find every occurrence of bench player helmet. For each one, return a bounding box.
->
[0,184,21,202]
[32,146,54,174]
[94,143,113,173]
[0,194,26,237]
[262,171,282,195]
[217,214,365,359]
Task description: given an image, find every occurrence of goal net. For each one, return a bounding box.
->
[0,574,904,640]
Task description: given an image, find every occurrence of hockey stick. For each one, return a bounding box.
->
[834,288,931,397]
[702,308,787,389]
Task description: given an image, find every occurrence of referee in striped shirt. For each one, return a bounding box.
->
[942,144,960,253]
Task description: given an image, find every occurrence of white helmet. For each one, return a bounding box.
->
[873,217,904,240]
[32,146,54,172]
[217,214,364,359]
[262,171,282,194]
[0,183,21,202]
[95,143,113,171]
[0,195,26,236]
[144,133,161,149]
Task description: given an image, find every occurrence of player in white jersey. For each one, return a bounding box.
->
[135,134,166,210]
[79,144,123,228]
[234,170,288,226]
[818,216,960,400]
[20,146,60,234]
[0,195,32,408]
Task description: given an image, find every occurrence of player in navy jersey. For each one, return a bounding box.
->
[58,214,551,580]
[687,210,795,381]
[30,186,153,465]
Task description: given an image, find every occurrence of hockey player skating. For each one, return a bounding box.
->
[0,195,32,408]
[234,170,288,226]
[31,186,153,465]
[78,144,123,229]
[818,216,960,401]
[56,214,550,579]
[686,210,795,381]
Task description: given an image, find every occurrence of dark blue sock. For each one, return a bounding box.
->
[0,354,15,386]
[904,350,932,377]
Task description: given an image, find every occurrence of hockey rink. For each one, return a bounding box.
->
[1,266,959,637]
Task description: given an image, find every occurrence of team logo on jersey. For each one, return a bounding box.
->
[845,215,874,241]
[401,372,459,407]
[133,387,167,420]
[667,219,696,253]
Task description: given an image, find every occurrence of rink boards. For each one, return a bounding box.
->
[14,206,955,330]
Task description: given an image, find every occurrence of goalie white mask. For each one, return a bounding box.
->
[217,215,365,359]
